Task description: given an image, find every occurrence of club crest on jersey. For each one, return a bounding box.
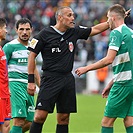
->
[30,38,38,49]
[69,42,74,52]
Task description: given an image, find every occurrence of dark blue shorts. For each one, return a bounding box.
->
[36,71,77,113]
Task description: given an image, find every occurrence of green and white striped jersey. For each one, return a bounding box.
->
[109,24,133,85]
[3,39,30,83]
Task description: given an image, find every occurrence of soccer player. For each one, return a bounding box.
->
[75,4,133,133]
[0,18,11,133]
[3,18,40,133]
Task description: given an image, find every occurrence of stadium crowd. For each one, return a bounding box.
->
[0,0,133,62]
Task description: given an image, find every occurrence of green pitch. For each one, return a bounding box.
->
[11,94,125,133]
[42,94,125,133]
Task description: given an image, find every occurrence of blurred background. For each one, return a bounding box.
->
[1,0,133,94]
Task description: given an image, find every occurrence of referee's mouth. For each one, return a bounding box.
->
[72,22,75,24]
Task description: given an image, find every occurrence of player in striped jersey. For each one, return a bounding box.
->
[3,18,40,133]
[75,4,133,133]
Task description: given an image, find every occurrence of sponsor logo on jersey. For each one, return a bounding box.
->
[18,58,28,63]
[60,37,64,41]
[37,102,42,106]
[69,42,74,52]
[30,38,38,49]
[52,48,61,53]
[17,51,22,55]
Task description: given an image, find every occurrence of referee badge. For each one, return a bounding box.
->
[69,42,74,52]
[30,38,38,49]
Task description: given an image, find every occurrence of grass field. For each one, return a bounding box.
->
[11,94,126,133]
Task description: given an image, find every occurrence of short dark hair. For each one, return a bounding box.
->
[15,18,32,29]
[108,4,126,18]
[0,18,6,27]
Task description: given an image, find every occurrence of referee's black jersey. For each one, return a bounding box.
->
[28,26,91,73]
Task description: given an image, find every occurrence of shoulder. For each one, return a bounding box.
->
[3,39,20,51]
[38,27,52,35]
[112,24,127,34]
[5,39,19,46]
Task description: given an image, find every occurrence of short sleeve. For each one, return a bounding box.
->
[109,30,122,51]
[28,32,45,55]
[3,43,13,63]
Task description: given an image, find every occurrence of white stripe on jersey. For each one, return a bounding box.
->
[109,46,119,51]
[113,70,132,82]
[112,52,130,67]
[8,64,28,73]
[12,50,29,58]
[9,78,28,83]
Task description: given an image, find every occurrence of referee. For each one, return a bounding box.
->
[27,6,109,133]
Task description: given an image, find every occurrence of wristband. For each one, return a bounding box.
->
[28,74,35,83]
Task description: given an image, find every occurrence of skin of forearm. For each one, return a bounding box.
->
[34,68,40,87]
[28,54,36,75]
[95,22,109,32]
[86,57,111,72]
[90,22,109,36]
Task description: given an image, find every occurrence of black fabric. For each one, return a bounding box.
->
[28,26,91,73]
[28,74,35,83]
[29,121,43,133]
[56,124,68,133]
[35,72,77,113]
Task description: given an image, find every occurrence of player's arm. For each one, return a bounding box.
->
[75,49,117,76]
[27,51,37,96]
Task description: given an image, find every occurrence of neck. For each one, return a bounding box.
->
[115,20,125,28]
[54,23,67,33]
[17,38,28,46]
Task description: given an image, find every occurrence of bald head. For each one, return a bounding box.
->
[55,6,72,21]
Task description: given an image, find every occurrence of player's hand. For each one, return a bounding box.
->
[27,83,36,96]
[102,86,111,98]
[125,9,131,17]
[75,66,88,77]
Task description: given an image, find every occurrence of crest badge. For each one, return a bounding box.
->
[69,42,74,52]
[30,38,38,49]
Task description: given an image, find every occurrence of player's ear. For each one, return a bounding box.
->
[111,16,115,21]
[58,14,63,22]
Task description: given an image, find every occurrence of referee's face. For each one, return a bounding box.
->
[16,23,32,43]
[60,8,75,29]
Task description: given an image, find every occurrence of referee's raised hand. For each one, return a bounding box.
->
[125,8,131,18]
